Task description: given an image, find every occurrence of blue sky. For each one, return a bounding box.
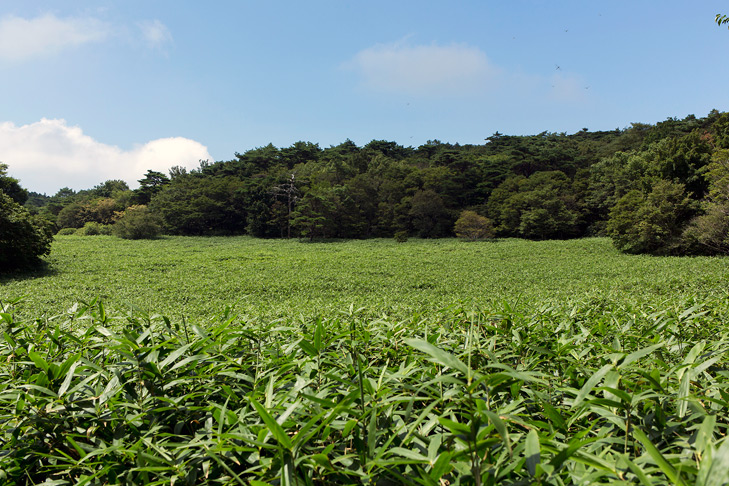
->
[1,1,728,194]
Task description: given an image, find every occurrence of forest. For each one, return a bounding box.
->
[4,109,729,269]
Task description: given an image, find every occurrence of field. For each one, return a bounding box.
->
[3,236,728,321]
[2,236,729,484]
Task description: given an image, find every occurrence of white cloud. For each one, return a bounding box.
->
[0,14,109,61]
[346,40,501,97]
[137,19,172,49]
[0,119,212,194]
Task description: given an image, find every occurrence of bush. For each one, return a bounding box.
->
[112,205,162,240]
[454,210,494,240]
[0,191,54,270]
[394,230,408,243]
[56,201,86,229]
[76,221,112,236]
[682,204,729,254]
[56,227,77,235]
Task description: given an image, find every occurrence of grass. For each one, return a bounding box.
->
[2,235,728,321]
[2,236,729,484]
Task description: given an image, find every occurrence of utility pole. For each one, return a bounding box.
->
[273,173,298,238]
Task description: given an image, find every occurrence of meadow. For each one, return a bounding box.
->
[2,236,729,484]
[2,236,728,321]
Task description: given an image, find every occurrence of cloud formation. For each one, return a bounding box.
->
[0,14,109,61]
[0,119,212,194]
[346,40,500,97]
[137,19,173,49]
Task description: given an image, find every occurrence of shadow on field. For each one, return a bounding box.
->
[296,238,354,244]
[0,262,58,284]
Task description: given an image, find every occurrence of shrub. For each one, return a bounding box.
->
[112,205,162,240]
[56,201,86,229]
[0,191,54,270]
[56,227,76,235]
[454,210,494,240]
[682,204,729,254]
[394,230,408,243]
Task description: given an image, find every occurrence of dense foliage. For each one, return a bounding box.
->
[453,210,494,240]
[5,236,727,324]
[111,205,162,240]
[19,109,729,255]
[0,164,53,270]
[2,236,729,484]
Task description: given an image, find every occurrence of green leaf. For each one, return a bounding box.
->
[542,401,566,431]
[251,398,293,450]
[678,370,691,418]
[618,453,653,486]
[572,363,613,408]
[20,384,58,397]
[548,436,595,471]
[390,447,429,462]
[298,339,317,357]
[158,342,193,369]
[525,429,540,477]
[430,451,453,479]
[28,350,49,372]
[683,341,706,366]
[699,438,729,486]
[99,374,121,405]
[632,427,686,486]
[58,359,81,398]
[438,417,470,435]
[484,410,512,457]
[66,435,88,459]
[619,343,663,369]
[695,414,717,457]
[314,317,323,350]
[404,338,469,375]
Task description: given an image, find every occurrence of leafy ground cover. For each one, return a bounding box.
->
[2,235,728,321]
[2,237,729,484]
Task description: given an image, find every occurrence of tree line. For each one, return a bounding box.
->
[3,109,729,269]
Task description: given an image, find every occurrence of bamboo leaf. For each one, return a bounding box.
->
[251,398,293,450]
[525,428,540,477]
[484,410,512,457]
[618,453,653,486]
[314,317,323,351]
[28,350,49,373]
[390,447,429,462]
[404,338,469,375]
[699,438,729,486]
[632,427,686,486]
[678,370,691,418]
[99,374,121,405]
[619,343,663,369]
[58,359,81,398]
[298,338,317,357]
[158,342,193,369]
[430,451,453,480]
[572,363,613,408]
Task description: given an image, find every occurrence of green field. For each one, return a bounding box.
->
[3,235,728,322]
[2,237,729,485]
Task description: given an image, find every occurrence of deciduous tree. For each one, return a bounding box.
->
[0,190,53,270]
[607,180,697,254]
[454,210,494,240]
